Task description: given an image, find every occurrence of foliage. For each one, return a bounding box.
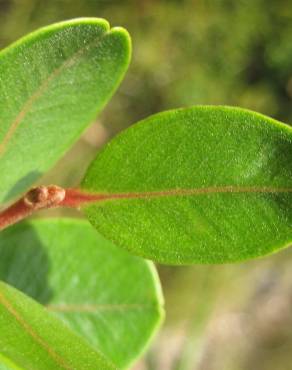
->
[0,19,163,369]
[82,106,292,264]
[0,0,291,131]
[0,281,115,370]
[0,219,163,368]
[0,18,130,203]
[0,8,291,370]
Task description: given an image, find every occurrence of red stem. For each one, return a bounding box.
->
[0,199,34,231]
[2,183,292,231]
[0,185,67,231]
[60,188,109,208]
[0,186,111,231]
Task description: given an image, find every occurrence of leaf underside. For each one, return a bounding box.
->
[0,219,164,369]
[82,106,292,264]
[0,18,131,204]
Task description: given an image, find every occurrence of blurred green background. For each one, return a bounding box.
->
[1,1,292,369]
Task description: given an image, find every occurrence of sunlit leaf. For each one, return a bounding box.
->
[0,18,131,204]
[82,106,292,264]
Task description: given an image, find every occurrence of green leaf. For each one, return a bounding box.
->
[0,18,131,204]
[0,355,18,370]
[81,106,292,264]
[0,281,114,370]
[0,219,164,369]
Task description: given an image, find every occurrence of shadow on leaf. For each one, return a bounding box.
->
[0,221,52,304]
[3,170,42,204]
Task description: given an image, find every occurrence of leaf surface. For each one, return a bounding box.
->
[0,281,114,370]
[0,18,131,204]
[81,106,292,264]
[0,219,163,369]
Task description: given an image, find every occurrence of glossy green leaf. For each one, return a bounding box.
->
[82,106,292,264]
[0,281,114,370]
[0,219,163,369]
[0,18,131,204]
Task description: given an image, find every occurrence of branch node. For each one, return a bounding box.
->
[24,185,66,210]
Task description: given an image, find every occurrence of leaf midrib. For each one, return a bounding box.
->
[71,185,292,207]
[0,288,72,370]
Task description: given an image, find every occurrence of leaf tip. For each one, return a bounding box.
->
[108,26,132,62]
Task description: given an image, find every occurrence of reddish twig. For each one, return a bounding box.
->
[0,185,66,231]
[0,186,112,231]
[2,183,292,231]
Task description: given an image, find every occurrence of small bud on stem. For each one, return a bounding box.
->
[0,185,66,231]
[24,185,66,210]
[0,185,114,231]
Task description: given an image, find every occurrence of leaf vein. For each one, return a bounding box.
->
[0,30,108,158]
[0,288,72,370]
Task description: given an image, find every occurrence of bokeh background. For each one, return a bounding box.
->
[1,1,292,369]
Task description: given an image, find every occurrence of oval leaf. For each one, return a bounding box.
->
[0,281,114,370]
[0,18,131,204]
[0,219,164,369]
[81,106,292,264]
